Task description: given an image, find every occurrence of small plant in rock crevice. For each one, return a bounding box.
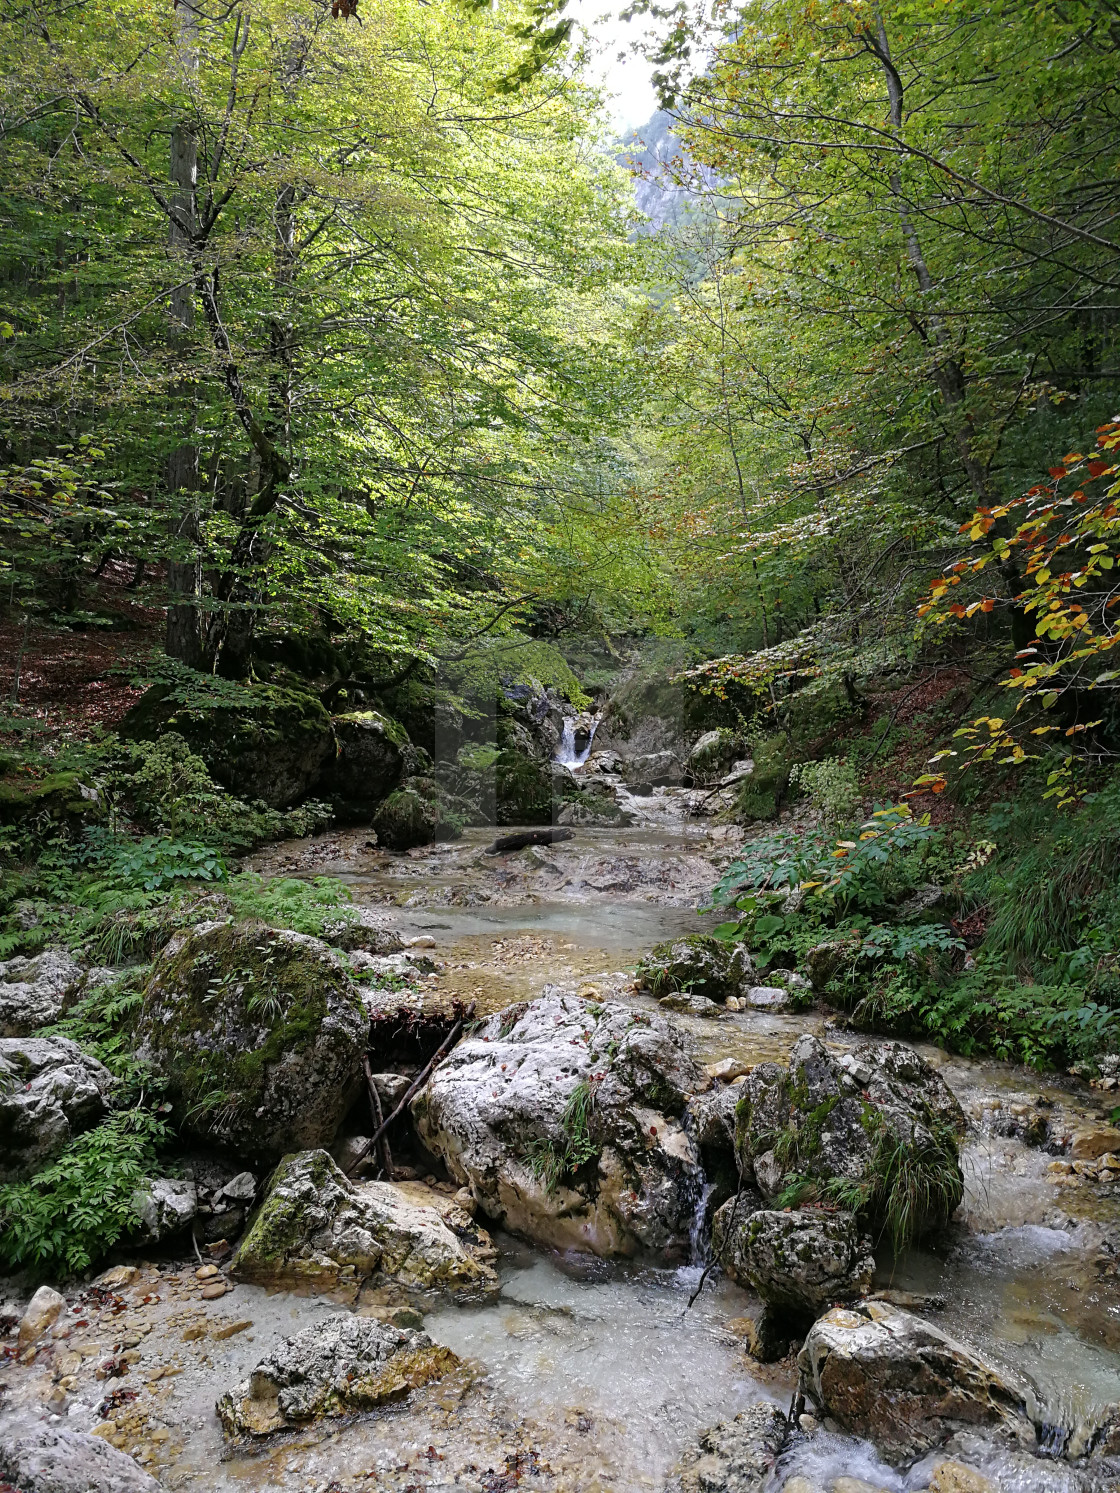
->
[524,1078,602,1193]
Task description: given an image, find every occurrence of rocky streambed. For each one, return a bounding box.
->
[6,785,1120,1493]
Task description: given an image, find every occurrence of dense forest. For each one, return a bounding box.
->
[2,0,1120,1488]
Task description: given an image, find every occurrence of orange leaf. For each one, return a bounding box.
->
[1049,467,1067,479]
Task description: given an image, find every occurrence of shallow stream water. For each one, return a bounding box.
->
[6,779,1120,1491]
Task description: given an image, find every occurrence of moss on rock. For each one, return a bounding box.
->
[635,934,749,1003]
[372,777,465,850]
[120,684,333,808]
[135,921,366,1161]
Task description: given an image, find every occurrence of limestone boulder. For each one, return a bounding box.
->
[18,1284,67,1349]
[130,1178,198,1242]
[412,989,708,1259]
[686,728,738,784]
[636,934,752,1004]
[321,709,408,819]
[231,1149,497,1295]
[0,1036,114,1181]
[663,1403,789,1493]
[216,1313,459,1438]
[0,948,87,1036]
[135,921,367,1162]
[0,1424,160,1493]
[720,1208,874,1316]
[797,1301,1034,1462]
[734,1035,964,1248]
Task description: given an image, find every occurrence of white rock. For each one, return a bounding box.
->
[744,986,790,1010]
[0,949,86,1036]
[131,1178,198,1241]
[18,1284,66,1349]
[0,1036,114,1181]
[412,988,707,1259]
[0,1425,160,1492]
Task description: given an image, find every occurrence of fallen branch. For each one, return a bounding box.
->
[485,827,574,855]
[362,1055,394,1181]
[345,1010,472,1177]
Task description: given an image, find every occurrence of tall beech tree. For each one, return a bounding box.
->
[0,0,645,674]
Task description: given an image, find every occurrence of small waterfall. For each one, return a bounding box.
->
[554,716,597,769]
[688,1179,717,1267]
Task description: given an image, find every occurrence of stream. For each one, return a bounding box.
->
[5,779,1120,1491]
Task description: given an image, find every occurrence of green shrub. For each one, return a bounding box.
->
[788,756,861,826]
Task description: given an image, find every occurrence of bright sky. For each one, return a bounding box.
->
[566,1,660,135]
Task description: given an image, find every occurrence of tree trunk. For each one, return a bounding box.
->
[870,12,992,506]
[165,9,203,667]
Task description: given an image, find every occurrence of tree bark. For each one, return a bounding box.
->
[165,6,203,666]
[869,12,993,505]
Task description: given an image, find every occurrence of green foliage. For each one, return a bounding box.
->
[713,804,939,924]
[789,757,861,828]
[121,734,330,848]
[0,0,650,676]
[0,1108,169,1275]
[80,830,228,892]
[854,963,1120,1070]
[525,1079,601,1192]
[823,1119,963,1258]
[44,976,151,1091]
[225,875,355,940]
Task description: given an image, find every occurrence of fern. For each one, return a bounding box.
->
[0,1108,169,1275]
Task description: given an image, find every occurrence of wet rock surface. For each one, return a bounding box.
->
[719,1207,875,1316]
[664,1402,788,1492]
[0,1035,114,1180]
[135,921,367,1161]
[231,1149,497,1294]
[412,988,708,1258]
[797,1301,1034,1462]
[216,1313,459,1437]
[0,1423,162,1492]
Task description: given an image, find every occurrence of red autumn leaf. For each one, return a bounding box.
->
[1088,461,1110,478]
[1049,466,1067,479]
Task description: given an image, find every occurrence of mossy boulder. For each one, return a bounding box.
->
[372,776,465,851]
[232,1149,497,1294]
[715,1204,874,1316]
[732,1035,965,1251]
[496,747,554,825]
[321,710,408,820]
[0,771,103,828]
[736,734,796,822]
[135,921,367,1162]
[120,684,333,808]
[635,934,751,1004]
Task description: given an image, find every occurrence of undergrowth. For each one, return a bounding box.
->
[0,1108,169,1275]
